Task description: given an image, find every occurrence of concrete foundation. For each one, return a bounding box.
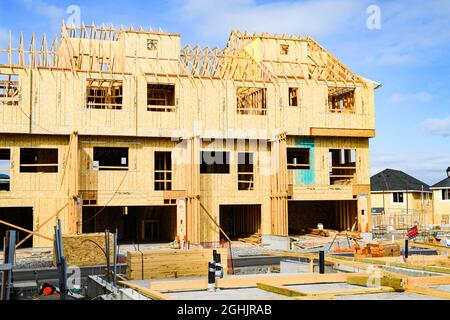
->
[261,235,290,251]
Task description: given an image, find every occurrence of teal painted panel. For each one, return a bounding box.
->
[293,137,315,185]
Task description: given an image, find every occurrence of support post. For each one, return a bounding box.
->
[113,229,118,287]
[208,262,216,292]
[319,251,325,274]
[105,229,111,283]
[186,136,201,244]
[405,239,409,259]
[270,133,288,236]
[54,219,68,300]
[1,230,16,300]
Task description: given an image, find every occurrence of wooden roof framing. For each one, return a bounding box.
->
[0,23,368,88]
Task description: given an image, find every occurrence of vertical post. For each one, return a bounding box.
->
[55,219,68,300]
[105,230,110,283]
[319,251,325,274]
[214,250,223,279]
[208,262,216,292]
[113,229,118,286]
[404,239,409,259]
[1,230,16,300]
[1,235,5,300]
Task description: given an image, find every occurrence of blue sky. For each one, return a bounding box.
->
[0,0,449,184]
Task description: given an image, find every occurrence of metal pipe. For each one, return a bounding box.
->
[214,252,223,279]
[208,262,216,292]
[404,239,409,259]
[319,251,325,274]
[105,230,110,283]
[113,228,118,286]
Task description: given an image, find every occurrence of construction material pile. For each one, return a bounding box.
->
[127,248,228,280]
[355,242,400,258]
[238,233,261,246]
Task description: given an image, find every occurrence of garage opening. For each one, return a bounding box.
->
[288,200,357,234]
[82,206,176,244]
[0,207,33,249]
[219,205,261,240]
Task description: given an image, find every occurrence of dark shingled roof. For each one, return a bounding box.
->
[432,177,450,189]
[371,169,430,192]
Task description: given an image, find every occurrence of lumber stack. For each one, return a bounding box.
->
[382,243,401,257]
[238,233,261,245]
[355,242,400,258]
[52,233,114,267]
[126,248,228,280]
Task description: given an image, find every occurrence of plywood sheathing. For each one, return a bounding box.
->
[52,232,114,266]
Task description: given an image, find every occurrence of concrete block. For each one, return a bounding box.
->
[280,260,309,273]
[361,233,373,242]
[261,235,290,251]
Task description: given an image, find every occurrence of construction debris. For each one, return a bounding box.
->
[238,233,261,246]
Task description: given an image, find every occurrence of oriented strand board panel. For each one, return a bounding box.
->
[127,248,228,280]
[53,233,114,267]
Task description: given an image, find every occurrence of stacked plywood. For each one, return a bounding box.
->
[126,248,228,280]
[53,233,114,267]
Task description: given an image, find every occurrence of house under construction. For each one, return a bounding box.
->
[0,23,378,248]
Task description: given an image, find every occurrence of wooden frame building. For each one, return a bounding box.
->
[0,23,378,248]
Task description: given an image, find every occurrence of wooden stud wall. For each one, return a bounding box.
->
[0,25,377,246]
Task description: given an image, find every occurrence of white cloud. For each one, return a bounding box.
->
[388,91,434,104]
[420,116,450,137]
[342,0,450,67]
[0,28,9,48]
[379,54,415,65]
[171,0,367,42]
[371,151,450,185]
[19,0,65,29]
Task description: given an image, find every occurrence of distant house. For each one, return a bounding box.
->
[430,176,450,225]
[370,169,432,228]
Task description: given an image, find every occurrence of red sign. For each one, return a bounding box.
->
[407,226,419,239]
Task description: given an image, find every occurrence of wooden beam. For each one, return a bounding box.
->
[0,219,53,242]
[408,276,450,287]
[291,295,336,300]
[304,286,395,297]
[406,286,450,300]
[16,203,69,249]
[118,281,173,300]
[151,273,369,292]
[347,275,405,291]
[164,190,187,200]
[410,241,450,252]
[199,202,232,243]
[310,127,376,138]
[257,283,306,297]
[266,251,371,271]
[331,255,450,275]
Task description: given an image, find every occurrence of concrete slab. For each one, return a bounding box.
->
[261,235,290,251]
[168,287,282,300]
[428,284,450,292]
[286,283,362,292]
